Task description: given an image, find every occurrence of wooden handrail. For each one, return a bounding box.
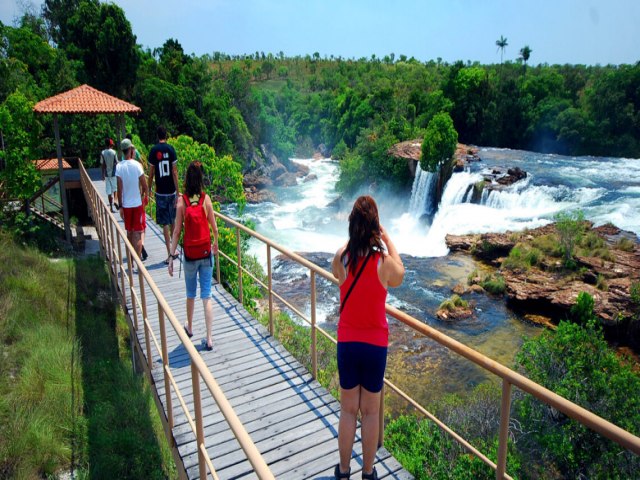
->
[79,161,275,479]
[212,208,640,479]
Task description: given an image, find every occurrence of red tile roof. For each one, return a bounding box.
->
[33,84,141,115]
[34,159,73,170]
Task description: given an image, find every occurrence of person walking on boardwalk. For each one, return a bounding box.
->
[115,138,148,259]
[168,161,219,351]
[124,133,148,261]
[100,137,118,212]
[331,195,404,480]
[148,126,180,264]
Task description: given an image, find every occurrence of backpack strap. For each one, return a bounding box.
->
[340,251,373,314]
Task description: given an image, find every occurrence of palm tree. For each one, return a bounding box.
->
[495,35,508,64]
[519,45,532,72]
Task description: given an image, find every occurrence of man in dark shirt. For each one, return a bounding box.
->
[148,126,180,263]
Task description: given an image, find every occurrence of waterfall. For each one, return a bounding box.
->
[440,172,484,206]
[408,163,437,217]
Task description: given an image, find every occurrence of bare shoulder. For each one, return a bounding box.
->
[379,251,405,288]
[332,245,347,281]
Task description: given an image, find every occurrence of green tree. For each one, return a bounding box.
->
[0,91,42,199]
[554,210,585,267]
[519,45,532,72]
[516,310,640,479]
[44,0,139,97]
[420,112,458,173]
[495,35,508,64]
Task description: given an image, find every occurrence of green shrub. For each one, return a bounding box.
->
[590,247,615,262]
[385,415,496,480]
[467,268,480,285]
[580,231,605,250]
[515,314,640,479]
[616,237,635,252]
[385,384,522,479]
[596,274,608,291]
[531,234,563,257]
[482,274,506,295]
[468,270,506,295]
[1,210,63,254]
[439,294,468,312]
[503,244,541,271]
[570,291,596,325]
[554,210,586,268]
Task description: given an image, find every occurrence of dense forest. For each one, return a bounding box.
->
[1,0,639,200]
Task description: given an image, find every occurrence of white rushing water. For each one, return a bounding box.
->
[237,149,640,261]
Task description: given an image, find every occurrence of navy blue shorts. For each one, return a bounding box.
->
[337,341,387,393]
[155,193,176,226]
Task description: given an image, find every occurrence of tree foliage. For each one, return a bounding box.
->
[420,112,458,173]
[516,310,640,479]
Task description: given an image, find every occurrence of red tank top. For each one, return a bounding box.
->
[338,251,388,347]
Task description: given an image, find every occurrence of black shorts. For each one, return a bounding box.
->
[337,341,387,393]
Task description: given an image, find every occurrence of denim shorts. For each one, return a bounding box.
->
[155,193,176,226]
[337,341,388,393]
[183,255,213,299]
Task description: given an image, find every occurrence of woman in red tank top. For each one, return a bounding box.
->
[331,196,405,480]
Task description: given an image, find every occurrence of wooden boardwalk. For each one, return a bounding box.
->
[92,177,412,479]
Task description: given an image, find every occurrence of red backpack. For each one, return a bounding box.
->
[182,193,211,260]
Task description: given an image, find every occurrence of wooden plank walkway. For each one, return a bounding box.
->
[91,177,412,479]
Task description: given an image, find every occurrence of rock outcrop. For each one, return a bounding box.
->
[242,144,324,203]
[388,141,480,177]
[446,223,640,326]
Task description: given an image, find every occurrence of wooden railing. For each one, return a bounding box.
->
[79,161,275,480]
[24,176,62,216]
[212,210,640,480]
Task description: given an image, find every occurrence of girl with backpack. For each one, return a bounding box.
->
[168,161,219,351]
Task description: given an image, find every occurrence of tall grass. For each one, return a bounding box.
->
[0,230,176,479]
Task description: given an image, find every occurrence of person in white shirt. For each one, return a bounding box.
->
[115,138,148,259]
[100,138,118,212]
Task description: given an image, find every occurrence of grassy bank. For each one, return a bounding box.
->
[0,229,176,479]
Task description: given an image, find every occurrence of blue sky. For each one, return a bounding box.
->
[2,0,639,65]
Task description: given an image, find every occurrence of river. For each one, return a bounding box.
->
[225,148,640,407]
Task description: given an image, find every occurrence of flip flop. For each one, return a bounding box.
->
[183,324,193,338]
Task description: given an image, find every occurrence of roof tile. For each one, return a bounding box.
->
[33,84,140,114]
[34,159,73,170]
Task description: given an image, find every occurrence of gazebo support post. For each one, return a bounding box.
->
[54,113,72,243]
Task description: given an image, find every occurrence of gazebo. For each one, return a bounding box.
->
[33,84,141,242]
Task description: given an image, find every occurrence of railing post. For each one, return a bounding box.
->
[191,364,207,479]
[215,242,221,285]
[109,217,117,282]
[496,379,512,479]
[236,227,243,305]
[127,250,139,330]
[116,226,127,308]
[214,216,221,284]
[310,271,317,380]
[96,201,105,259]
[158,305,174,436]
[267,244,274,336]
[139,269,152,365]
[378,383,385,448]
[100,204,107,254]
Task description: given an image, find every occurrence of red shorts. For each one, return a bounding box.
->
[122,205,146,232]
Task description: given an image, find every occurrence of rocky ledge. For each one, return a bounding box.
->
[446,223,640,326]
[242,144,319,204]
